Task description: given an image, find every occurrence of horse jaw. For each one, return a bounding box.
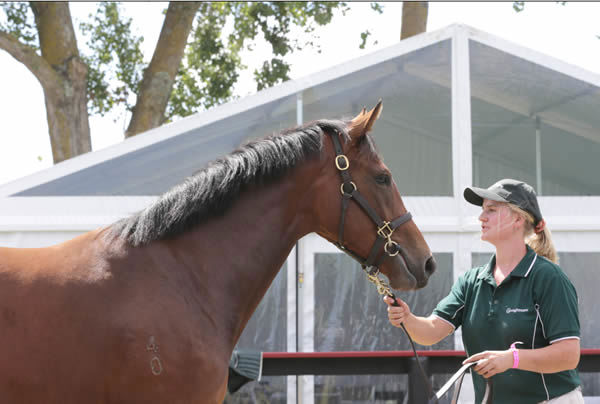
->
[384,254,420,291]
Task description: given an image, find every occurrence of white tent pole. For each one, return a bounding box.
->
[297,92,303,125]
[451,26,474,314]
[296,233,315,404]
[295,92,315,404]
[535,116,543,195]
[451,26,474,202]
[289,92,304,404]
[452,25,477,404]
[287,246,298,404]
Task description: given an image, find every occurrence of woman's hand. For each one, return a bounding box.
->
[383,295,412,328]
[463,350,513,378]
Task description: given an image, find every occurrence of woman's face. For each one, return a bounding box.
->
[479,199,519,244]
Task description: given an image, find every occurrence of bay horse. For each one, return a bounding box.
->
[0,101,436,403]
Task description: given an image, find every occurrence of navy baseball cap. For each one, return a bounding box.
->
[464,179,543,225]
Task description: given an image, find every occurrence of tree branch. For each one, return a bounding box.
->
[0,30,59,93]
[125,2,201,137]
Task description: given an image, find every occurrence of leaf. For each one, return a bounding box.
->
[0,2,38,49]
[359,30,371,50]
[370,2,384,14]
[512,1,525,12]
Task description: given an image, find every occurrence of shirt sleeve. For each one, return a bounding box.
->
[535,265,580,344]
[432,271,469,330]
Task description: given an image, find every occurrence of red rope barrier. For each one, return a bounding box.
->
[263,349,600,359]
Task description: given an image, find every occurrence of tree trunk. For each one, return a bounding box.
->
[125,2,201,138]
[30,2,91,163]
[401,2,428,40]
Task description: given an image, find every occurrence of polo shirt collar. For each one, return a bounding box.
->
[477,245,538,282]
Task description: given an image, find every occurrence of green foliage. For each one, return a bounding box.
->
[254,58,291,90]
[4,2,388,123]
[513,1,567,12]
[166,2,241,119]
[359,30,371,50]
[166,1,348,119]
[79,2,144,116]
[370,2,384,14]
[358,3,383,50]
[512,2,525,12]
[0,2,38,49]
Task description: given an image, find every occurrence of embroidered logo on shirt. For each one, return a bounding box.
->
[506,308,529,314]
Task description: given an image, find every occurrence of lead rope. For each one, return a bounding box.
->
[366,270,493,404]
[365,270,437,402]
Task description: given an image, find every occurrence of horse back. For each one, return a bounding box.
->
[0,230,230,403]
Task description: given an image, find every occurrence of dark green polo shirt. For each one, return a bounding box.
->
[433,246,581,404]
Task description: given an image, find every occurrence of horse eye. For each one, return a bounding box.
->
[375,174,391,186]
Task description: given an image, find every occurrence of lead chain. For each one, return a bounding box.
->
[366,269,393,297]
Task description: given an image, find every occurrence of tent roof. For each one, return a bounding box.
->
[0,23,598,197]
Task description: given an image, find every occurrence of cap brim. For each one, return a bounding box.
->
[463,187,508,206]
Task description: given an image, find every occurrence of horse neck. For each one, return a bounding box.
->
[169,160,322,348]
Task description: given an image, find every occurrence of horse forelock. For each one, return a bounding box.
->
[109,119,350,246]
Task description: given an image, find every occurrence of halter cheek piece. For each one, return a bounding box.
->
[328,129,413,278]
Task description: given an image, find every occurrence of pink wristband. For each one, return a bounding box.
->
[510,341,523,369]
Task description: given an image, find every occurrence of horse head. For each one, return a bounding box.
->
[313,101,436,291]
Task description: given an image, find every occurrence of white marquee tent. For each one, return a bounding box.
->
[1,24,599,403]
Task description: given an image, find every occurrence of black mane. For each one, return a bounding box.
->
[110,119,349,246]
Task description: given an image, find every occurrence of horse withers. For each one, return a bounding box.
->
[0,101,435,403]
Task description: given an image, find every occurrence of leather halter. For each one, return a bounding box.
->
[327,129,412,276]
[327,128,493,404]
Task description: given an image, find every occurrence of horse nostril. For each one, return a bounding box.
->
[425,256,437,277]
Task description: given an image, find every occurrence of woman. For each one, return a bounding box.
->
[385,179,582,403]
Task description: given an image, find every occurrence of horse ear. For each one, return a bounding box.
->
[349,100,383,140]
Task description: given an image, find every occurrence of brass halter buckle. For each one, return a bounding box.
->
[335,155,350,171]
[340,181,356,196]
[384,240,400,256]
[377,221,394,239]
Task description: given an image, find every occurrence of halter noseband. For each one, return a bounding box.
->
[328,129,413,277]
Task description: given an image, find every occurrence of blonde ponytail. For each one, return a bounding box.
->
[508,204,559,264]
[527,226,558,264]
